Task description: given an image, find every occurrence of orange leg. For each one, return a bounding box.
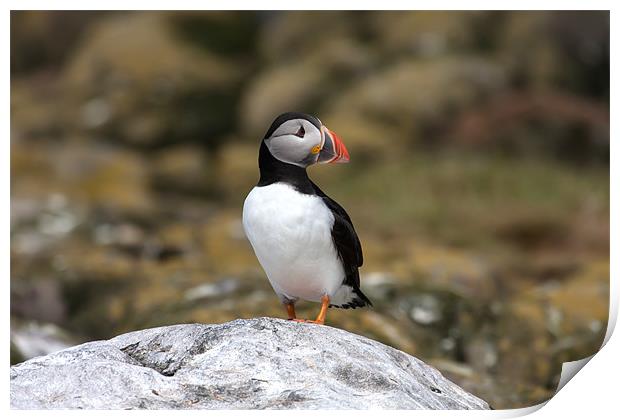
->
[285,303,296,320]
[285,303,306,322]
[310,295,330,325]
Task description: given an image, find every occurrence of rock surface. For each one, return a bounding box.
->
[10,317,489,409]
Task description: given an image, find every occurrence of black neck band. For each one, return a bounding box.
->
[257,141,315,194]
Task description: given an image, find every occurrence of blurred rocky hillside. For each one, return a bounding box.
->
[11,11,609,409]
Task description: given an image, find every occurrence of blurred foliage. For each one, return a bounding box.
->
[10,11,609,409]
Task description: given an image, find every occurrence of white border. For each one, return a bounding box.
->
[2,0,618,11]
[4,2,617,419]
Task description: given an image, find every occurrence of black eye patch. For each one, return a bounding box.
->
[295,125,305,138]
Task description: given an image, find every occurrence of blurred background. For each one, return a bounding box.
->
[10,11,609,409]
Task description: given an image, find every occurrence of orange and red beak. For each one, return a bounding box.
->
[317,126,350,164]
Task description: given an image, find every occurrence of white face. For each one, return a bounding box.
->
[264,118,323,167]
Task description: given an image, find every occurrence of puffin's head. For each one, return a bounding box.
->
[262,112,349,168]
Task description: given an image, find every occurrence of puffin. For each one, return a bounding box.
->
[242,112,372,325]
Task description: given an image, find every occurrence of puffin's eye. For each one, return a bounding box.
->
[295,125,305,138]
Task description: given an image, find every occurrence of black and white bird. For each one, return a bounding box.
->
[242,112,372,324]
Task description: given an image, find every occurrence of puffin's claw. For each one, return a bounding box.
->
[287,318,324,324]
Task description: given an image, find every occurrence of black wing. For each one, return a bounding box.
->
[311,182,372,308]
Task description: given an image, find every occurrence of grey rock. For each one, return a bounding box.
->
[10,317,489,409]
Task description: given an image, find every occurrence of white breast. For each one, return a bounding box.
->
[242,183,345,303]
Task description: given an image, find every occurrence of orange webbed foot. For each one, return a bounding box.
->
[283,296,330,325]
